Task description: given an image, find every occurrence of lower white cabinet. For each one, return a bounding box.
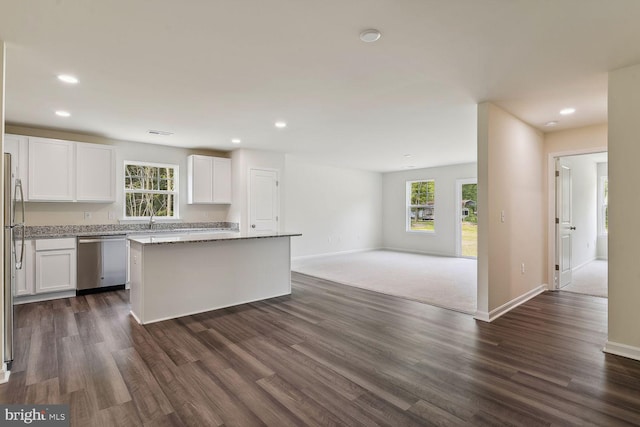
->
[34,238,77,294]
[13,239,34,297]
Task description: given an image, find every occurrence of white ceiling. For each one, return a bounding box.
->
[1,0,638,172]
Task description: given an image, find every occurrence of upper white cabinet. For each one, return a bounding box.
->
[76,142,116,202]
[26,136,116,202]
[28,137,74,201]
[4,134,29,201]
[187,155,231,204]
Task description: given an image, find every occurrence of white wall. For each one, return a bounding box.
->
[228,148,286,233]
[597,162,608,259]
[477,102,545,320]
[6,125,231,226]
[563,154,598,270]
[284,155,382,258]
[607,63,640,357]
[382,163,476,256]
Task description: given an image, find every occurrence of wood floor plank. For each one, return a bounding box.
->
[111,347,174,423]
[25,330,58,386]
[1,281,639,426]
[211,367,304,427]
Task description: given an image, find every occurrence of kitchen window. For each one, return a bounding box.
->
[124,161,178,219]
[406,180,435,232]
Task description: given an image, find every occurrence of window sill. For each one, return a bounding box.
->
[405,230,436,235]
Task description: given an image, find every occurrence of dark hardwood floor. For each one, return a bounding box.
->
[2,272,639,426]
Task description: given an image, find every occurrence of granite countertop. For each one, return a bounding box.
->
[128,231,302,245]
[23,222,239,239]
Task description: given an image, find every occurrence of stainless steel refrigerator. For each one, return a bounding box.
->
[3,153,25,369]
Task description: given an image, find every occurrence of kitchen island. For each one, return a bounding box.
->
[128,231,301,324]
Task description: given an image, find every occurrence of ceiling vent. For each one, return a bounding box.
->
[148,129,173,136]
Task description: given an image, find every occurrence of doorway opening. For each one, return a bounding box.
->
[456,179,478,258]
[554,152,608,298]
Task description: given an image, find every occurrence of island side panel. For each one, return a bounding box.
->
[140,236,292,324]
[129,241,144,323]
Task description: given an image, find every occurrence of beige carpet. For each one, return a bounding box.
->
[292,250,477,314]
[562,259,608,298]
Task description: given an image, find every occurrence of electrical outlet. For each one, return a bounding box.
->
[108,211,116,220]
[84,212,92,220]
[521,263,525,274]
[501,210,505,223]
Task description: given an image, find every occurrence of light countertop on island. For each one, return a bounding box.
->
[127,230,302,245]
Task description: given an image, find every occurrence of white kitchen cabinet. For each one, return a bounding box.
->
[4,134,29,201]
[76,142,116,202]
[34,238,77,293]
[187,155,231,204]
[28,137,74,201]
[213,157,232,203]
[13,239,35,297]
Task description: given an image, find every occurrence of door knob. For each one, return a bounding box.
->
[569,226,576,230]
[251,224,256,228]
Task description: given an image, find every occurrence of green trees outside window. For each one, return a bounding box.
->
[124,163,178,218]
[408,180,435,232]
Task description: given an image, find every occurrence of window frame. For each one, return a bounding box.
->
[123,160,180,220]
[599,175,608,235]
[406,179,436,233]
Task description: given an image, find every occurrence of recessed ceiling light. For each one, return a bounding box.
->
[57,74,78,84]
[231,139,241,144]
[405,165,416,169]
[148,129,173,136]
[55,110,71,117]
[275,121,287,128]
[559,107,576,115]
[360,29,382,43]
[403,154,412,158]
[544,121,558,127]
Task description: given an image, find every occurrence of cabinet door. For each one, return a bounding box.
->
[28,137,74,201]
[35,249,77,293]
[4,134,29,201]
[13,240,35,297]
[213,157,231,203]
[188,155,213,204]
[76,143,116,202]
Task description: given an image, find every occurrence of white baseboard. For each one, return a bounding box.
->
[603,341,640,362]
[0,363,10,384]
[380,246,456,258]
[292,247,381,262]
[572,257,597,272]
[474,284,547,323]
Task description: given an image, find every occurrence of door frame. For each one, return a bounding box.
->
[455,178,478,258]
[247,167,280,232]
[546,147,606,290]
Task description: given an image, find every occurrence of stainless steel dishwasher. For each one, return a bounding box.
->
[77,235,127,295]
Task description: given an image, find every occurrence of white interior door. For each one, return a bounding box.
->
[249,169,279,232]
[556,158,574,288]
